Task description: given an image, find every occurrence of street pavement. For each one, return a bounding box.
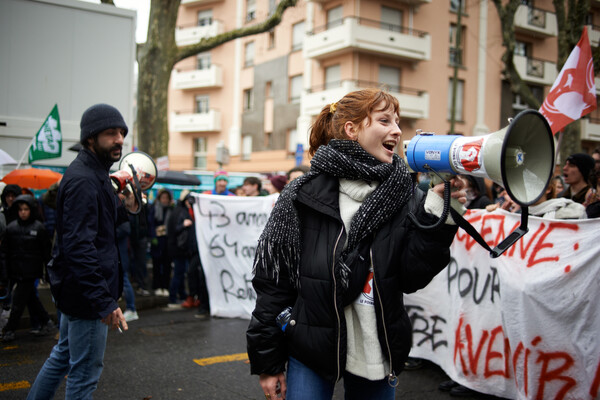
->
[1,304,505,400]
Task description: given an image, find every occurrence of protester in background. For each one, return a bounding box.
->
[592,147,600,172]
[28,104,136,399]
[584,168,600,218]
[242,177,267,196]
[1,184,22,224]
[561,153,595,204]
[552,175,565,197]
[148,189,174,297]
[287,165,310,182]
[166,190,194,308]
[267,175,287,194]
[203,170,235,196]
[0,195,54,342]
[234,186,245,196]
[129,203,150,296]
[116,220,138,322]
[459,175,492,209]
[247,88,466,400]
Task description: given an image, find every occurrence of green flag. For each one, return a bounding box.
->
[28,104,62,164]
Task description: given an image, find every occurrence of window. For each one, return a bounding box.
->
[265,81,272,98]
[447,79,464,121]
[514,40,530,57]
[194,137,207,169]
[287,129,297,153]
[268,0,276,16]
[195,95,209,114]
[244,41,255,67]
[243,88,254,110]
[449,24,464,66]
[381,7,402,32]
[379,65,400,92]
[198,10,213,26]
[196,52,211,70]
[290,75,302,103]
[292,21,305,51]
[268,29,275,49]
[242,135,252,160]
[327,6,343,29]
[246,0,256,22]
[325,65,341,90]
[513,85,543,113]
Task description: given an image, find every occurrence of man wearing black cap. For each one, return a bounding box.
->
[28,104,137,399]
[561,153,595,204]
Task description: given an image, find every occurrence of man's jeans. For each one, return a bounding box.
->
[286,357,396,400]
[27,313,108,400]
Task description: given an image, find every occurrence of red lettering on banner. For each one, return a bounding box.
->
[466,324,489,375]
[590,357,600,398]
[508,222,545,259]
[527,222,578,267]
[512,342,531,396]
[534,351,576,400]
[453,316,469,375]
[484,326,510,378]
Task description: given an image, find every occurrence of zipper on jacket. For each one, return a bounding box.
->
[332,227,344,382]
[370,248,399,388]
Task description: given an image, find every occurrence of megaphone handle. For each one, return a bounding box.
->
[127,163,143,215]
[409,179,451,231]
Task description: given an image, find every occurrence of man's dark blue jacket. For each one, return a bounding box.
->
[48,148,127,319]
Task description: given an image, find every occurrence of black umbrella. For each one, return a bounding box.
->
[68,142,82,152]
[156,170,201,186]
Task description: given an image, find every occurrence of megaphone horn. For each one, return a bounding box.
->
[110,151,158,214]
[404,109,555,257]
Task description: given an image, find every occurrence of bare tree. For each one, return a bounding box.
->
[101,0,298,158]
[491,0,596,160]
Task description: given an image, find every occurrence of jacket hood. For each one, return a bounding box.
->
[12,194,38,223]
[1,184,22,207]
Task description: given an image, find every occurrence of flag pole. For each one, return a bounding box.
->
[15,138,35,170]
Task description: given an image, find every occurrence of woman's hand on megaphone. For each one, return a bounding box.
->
[431,176,467,205]
[119,190,139,213]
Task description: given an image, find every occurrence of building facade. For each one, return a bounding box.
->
[167,0,600,174]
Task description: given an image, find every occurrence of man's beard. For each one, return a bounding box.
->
[92,141,122,164]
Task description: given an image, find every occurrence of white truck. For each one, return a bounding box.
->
[0,0,136,173]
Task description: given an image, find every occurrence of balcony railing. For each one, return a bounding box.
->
[301,80,429,120]
[170,109,221,132]
[171,65,223,90]
[513,54,557,86]
[514,5,557,37]
[175,20,224,46]
[304,17,430,62]
[588,24,600,47]
[581,118,600,141]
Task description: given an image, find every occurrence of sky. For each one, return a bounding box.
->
[79,0,150,43]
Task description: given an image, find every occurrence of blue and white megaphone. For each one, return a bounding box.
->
[404,109,555,257]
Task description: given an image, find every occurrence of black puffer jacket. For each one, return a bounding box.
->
[247,174,457,382]
[0,194,51,281]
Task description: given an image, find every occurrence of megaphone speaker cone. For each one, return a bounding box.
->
[118,151,158,191]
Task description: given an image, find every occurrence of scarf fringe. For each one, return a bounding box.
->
[253,239,301,287]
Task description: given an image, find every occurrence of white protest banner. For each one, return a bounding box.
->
[405,209,600,400]
[192,193,278,319]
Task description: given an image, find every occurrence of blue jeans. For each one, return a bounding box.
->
[286,357,395,400]
[169,257,188,303]
[27,313,108,400]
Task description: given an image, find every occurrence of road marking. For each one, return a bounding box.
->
[193,352,248,366]
[0,380,30,392]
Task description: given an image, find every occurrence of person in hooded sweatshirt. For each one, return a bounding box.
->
[0,194,53,342]
[1,184,22,225]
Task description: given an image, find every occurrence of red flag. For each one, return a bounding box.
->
[539,27,597,135]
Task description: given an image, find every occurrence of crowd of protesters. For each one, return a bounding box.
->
[0,164,309,342]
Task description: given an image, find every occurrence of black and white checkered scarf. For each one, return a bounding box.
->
[253,139,414,289]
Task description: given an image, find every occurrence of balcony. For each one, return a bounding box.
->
[513,54,557,86]
[170,110,221,132]
[181,0,223,5]
[304,17,430,62]
[581,118,600,141]
[301,80,429,120]
[588,24,600,47]
[171,65,223,90]
[175,20,223,47]
[514,5,557,37]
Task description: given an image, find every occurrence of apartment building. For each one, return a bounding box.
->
[167,0,600,173]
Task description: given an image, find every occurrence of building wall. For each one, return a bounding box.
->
[167,0,592,174]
